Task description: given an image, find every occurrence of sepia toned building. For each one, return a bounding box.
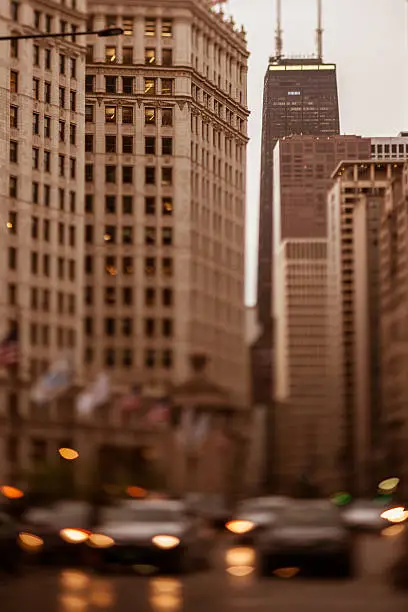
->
[327,160,405,494]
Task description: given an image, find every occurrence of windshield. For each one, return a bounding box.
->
[102,507,181,524]
[281,508,339,527]
[239,500,284,513]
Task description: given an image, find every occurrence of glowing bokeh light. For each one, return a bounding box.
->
[331,491,352,506]
[87,533,115,549]
[0,485,24,499]
[126,485,147,498]
[225,547,255,567]
[382,524,405,537]
[273,567,300,579]
[152,535,180,549]
[381,507,408,523]
[59,447,79,461]
[225,520,255,535]
[60,528,90,544]
[226,565,254,577]
[59,569,90,591]
[18,532,44,552]
[378,477,400,493]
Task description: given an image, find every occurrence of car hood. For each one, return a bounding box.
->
[235,511,279,527]
[96,522,184,541]
[273,526,346,542]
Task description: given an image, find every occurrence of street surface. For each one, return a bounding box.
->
[1,533,407,611]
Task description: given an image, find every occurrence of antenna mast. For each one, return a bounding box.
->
[275,0,283,59]
[316,0,323,60]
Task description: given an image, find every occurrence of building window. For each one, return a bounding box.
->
[85,105,94,122]
[11,1,19,21]
[145,288,156,306]
[105,195,116,214]
[70,90,76,111]
[105,256,116,276]
[122,318,132,336]
[122,136,133,154]
[70,157,76,179]
[162,257,173,276]
[105,166,116,183]
[43,219,50,241]
[162,49,172,66]
[44,150,51,172]
[105,76,117,93]
[162,137,173,156]
[123,287,133,305]
[59,86,65,108]
[70,57,76,78]
[105,349,115,367]
[105,135,116,153]
[105,106,116,123]
[32,147,39,169]
[10,140,18,163]
[145,227,156,245]
[122,47,133,64]
[162,108,173,126]
[144,78,156,95]
[59,53,65,74]
[145,18,156,37]
[123,16,133,36]
[85,75,94,93]
[44,185,50,206]
[162,349,173,369]
[145,107,156,124]
[161,19,172,38]
[8,247,17,270]
[122,166,133,184]
[145,167,156,185]
[86,46,94,63]
[145,197,155,215]
[8,283,17,305]
[85,134,93,152]
[123,257,133,274]
[8,211,17,234]
[145,349,155,368]
[33,78,40,99]
[162,227,173,246]
[123,195,133,214]
[44,82,51,103]
[85,256,93,274]
[122,106,133,124]
[122,76,133,94]
[145,136,156,155]
[145,318,155,338]
[105,47,116,63]
[44,115,51,137]
[104,318,115,336]
[31,252,38,274]
[161,79,173,95]
[85,225,93,244]
[162,319,173,337]
[33,112,40,134]
[85,194,93,213]
[145,48,156,65]
[32,182,39,203]
[85,164,93,182]
[34,9,41,28]
[59,120,65,142]
[11,38,18,58]
[104,226,116,243]
[162,167,173,186]
[145,257,156,276]
[9,176,17,198]
[59,155,65,176]
[45,14,52,32]
[58,188,64,210]
[45,48,51,69]
[122,226,133,244]
[10,105,18,128]
[10,70,18,93]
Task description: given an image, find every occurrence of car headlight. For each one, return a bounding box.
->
[152,535,180,550]
[87,533,115,549]
[60,528,90,544]
[225,520,255,535]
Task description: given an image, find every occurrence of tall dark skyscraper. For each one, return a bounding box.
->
[252,0,340,490]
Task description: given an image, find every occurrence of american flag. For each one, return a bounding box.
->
[118,384,142,412]
[146,397,171,425]
[0,327,19,367]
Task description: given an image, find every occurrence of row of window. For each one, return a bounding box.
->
[85,286,173,307]
[85,226,173,246]
[86,75,174,96]
[84,317,173,338]
[85,164,173,186]
[85,195,173,216]
[86,104,173,126]
[8,248,77,280]
[12,4,78,34]
[85,135,173,156]
[85,347,174,369]
[85,257,173,278]
[9,159,78,197]
[87,47,173,66]
[8,285,77,315]
[11,71,77,111]
[87,15,173,38]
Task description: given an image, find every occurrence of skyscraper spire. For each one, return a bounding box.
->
[316,0,323,60]
[275,0,283,59]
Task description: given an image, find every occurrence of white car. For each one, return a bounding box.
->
[88,499,212,574]
[341,499,392,532]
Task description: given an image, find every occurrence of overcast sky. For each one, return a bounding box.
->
[224,0,407,305]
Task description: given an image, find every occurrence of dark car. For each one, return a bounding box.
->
[256,500,355,578]
[227,496,289,544]
[87,499,212,574]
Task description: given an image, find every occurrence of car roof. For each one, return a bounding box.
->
[121,499,186,511]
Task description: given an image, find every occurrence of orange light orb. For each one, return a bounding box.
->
[59,447,79,461]
[126,486,147,498]
[0,485,24,499]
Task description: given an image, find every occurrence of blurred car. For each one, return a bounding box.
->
[87,499,212,574]
[341,499,393,533]
[257,500,355,578]
[227,496,289,544]
[186,493,230,528]
[23,500,93,564]
[0,510,23,573]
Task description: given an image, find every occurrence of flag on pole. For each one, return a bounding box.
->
[192,413,210,448]
[118,384,142,412]
[31,356,74,404]
[146,396,171,425]
[0,327,19,367]
[76,372,110,418]
[177,410,210,449]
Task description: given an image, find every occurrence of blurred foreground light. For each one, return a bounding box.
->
[87,533,115,549]
[60,528,90,544]
[382,524,405,538]
[225,520,255,535]
[58,594,87,612]
[126,485,147,498]
[378,477,400,493]
[381,507,408,523]
[226,565,254,577]
[152,535,180,549]
[59,569,90,592]
[18,532,44,552]
[0,485,24,499]
[331,491,352,506]
[273,567,300,579]
[59,447,79,461]
[149,577,182,611]
[226,547,255,567]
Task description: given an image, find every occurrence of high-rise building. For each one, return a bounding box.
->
[84,1,249,401]
[327,160,405,493]
[272,135,370,492]
[252,0,340,488]
[379,163,408,499]
[0,0,87,481]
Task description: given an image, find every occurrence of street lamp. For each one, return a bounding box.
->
[0,27,124,42]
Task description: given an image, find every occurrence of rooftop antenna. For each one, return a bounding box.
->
[275,0,283,59]
[316,0,323,61]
